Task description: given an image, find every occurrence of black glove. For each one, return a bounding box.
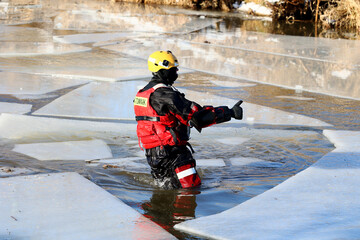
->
[231,100,243,120]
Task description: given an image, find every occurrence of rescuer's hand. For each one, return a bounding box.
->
[231,100,243,120]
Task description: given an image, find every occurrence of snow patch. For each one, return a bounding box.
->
[331,69,352,80]
[236,2,272,16]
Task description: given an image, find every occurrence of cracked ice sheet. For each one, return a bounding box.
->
[104,37,360,100]
[12,139,113,161]
[0,172,176,239]
[0,42,90,57]
[33,80,330,127]
[0,113,137,142]
[0,102,32,114]
[177,31,360,66]
[0,72,89,95]
[175,130,360,239]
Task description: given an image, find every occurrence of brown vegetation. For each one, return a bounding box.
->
[115,0,234,11]
[320,0,360,31]
[271,0,359,32]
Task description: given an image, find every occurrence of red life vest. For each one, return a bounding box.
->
[134,84,188,149]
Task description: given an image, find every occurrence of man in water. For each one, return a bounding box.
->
[134,50,243,189]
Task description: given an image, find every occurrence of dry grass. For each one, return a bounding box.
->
[320,0,360,31]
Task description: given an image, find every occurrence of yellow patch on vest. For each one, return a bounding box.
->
[134,96,148,107]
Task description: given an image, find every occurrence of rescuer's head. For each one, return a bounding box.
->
[148,50,179,85]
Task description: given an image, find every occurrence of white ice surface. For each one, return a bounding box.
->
[0,42,90,56]
[0,113,136,141]
[216,137,249,145]
[0,172,175,239]
[0,72,89,95]
[0,102,32,114]
[230,157,282,168]
[33,79,330,127]
[196,159,226,167]
[12,139,113,161]
[175,130,360,239]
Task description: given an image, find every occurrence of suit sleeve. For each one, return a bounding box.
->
[150,87,232,132]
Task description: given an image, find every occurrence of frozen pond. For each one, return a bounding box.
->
[0,0,359,239]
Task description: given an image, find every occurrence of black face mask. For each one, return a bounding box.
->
[157,67,178,85]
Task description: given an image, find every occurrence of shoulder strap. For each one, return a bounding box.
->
[152,83,169,90]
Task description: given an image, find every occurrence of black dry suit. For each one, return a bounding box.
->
[137,73,242,189]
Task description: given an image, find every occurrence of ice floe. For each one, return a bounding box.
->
[230,157,282,168]
[196,159,226,167]
[32,78,331,126]
[0,72,89,95]
[33,81,147,119]
[0,113,137,141]
[215,137,249,145]
[12,139,113,161]
[174,130,360,239]
[0,172,176,239]
[0,102,32,114]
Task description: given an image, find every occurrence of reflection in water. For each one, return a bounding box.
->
[142,189,200,238]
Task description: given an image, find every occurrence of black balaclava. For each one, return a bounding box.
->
[156,67,178,86]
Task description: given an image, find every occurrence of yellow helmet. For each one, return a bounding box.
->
[148,50,179,73]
